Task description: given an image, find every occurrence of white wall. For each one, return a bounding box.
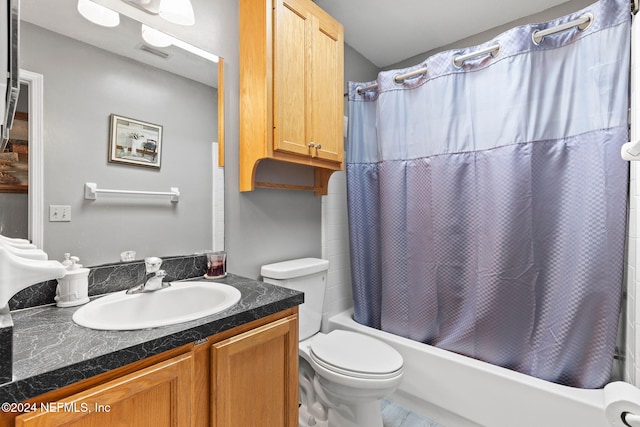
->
[213,142,224,251]
[626,165,638,384]
[321,170,352,327]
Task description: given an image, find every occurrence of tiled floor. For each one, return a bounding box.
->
[381,400,445,427]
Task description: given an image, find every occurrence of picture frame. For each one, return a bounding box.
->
[108,114,163,169]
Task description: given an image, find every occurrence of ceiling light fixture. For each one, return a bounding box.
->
[124,0,195,26]
[140,24,219,63]
[77,0,121,28]
[171,38,219,63]
[158,0,194,26]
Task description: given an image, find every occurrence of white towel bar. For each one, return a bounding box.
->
[84,182,180,203]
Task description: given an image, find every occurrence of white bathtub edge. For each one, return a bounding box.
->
[328,309,612,427]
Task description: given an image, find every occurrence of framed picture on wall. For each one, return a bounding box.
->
[108,114,163,169]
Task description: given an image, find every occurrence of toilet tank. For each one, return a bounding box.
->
[261,258,329,340]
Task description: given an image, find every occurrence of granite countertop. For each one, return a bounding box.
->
[0,274,303,403]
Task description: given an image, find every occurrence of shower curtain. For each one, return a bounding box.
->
[347,0,630,389]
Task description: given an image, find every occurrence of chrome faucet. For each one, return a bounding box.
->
[126,257,171,294]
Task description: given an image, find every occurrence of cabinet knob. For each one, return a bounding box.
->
[315,144,321,150]
[308,142,315,148]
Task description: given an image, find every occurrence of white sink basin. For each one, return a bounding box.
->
[72,281,241,330]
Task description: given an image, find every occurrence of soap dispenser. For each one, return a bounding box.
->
[61,253,72,268]
[55,254,90,307]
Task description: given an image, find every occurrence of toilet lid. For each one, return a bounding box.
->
[309,330,403,379]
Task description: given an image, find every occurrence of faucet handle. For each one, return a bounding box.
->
[144,257,163,273]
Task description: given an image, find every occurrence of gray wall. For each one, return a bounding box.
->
[0,194,27,238]
[21,22,217,266]
[344,43,379,110]
[213,2,321,280]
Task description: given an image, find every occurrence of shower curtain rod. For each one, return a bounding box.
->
[532,13,593,44]
[351,2,639,96]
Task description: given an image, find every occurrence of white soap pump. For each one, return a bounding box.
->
[55,254,90,307]
[61,252,72,267]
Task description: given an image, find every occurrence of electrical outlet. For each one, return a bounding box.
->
[49,205,71,222]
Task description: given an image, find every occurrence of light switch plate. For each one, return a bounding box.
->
[49,205,71,222]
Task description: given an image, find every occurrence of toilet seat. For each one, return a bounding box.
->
[308,330,403,380]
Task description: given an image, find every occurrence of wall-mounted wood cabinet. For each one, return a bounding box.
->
[240,0,344,196]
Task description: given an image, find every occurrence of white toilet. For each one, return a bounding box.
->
[261,258,404,427]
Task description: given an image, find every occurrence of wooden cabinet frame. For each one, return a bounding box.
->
[239,0,344,195]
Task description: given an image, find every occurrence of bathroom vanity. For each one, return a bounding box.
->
[0,274,303,427]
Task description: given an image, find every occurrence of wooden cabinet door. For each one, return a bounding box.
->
[15,353,194,427]
[308,6,343,164]
[211,315,298,427]
[273,0,313,158]
[273,0,343,164]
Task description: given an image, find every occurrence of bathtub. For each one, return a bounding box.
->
[328,309,640,427]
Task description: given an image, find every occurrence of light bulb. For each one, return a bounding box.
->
[77,0,120,28]
[141,24,173,48]
[159,0,195,26]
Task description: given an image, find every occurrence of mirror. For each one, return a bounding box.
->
[5,0,224,266]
